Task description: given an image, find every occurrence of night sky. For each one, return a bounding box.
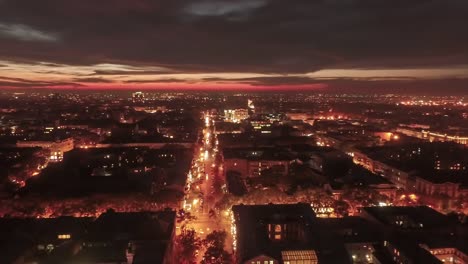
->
[0,0,467,93]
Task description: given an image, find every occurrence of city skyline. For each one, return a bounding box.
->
[0,91,467,263]
[1,1,468,263]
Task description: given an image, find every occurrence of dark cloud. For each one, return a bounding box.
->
[72,77,113,83]
[0,76,84,88]
[202,76,320,86]
[321,78,468,95]
[201,75,468,95]
[0,0,467,73]
[184,0,268,18]
[124,78,199,84]
[39,62,64,67]
[92,69,178,76]
[0,81,82,88]
[0,76,34,82]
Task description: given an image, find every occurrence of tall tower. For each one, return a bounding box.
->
[248,99,255,115]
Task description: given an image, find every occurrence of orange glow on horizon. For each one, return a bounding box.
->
[0,81,327,91]
[2,60,467,91]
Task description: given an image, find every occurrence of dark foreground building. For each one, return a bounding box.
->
[0,209,176,264]
[232,203,320,264]
[232,204,468,264]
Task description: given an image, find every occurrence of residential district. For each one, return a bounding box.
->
[0,91,467,264]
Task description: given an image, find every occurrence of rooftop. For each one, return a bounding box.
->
[362,206,455,229]
[223,147,295,161]
[87,210,175,242]
[232,203,316,263]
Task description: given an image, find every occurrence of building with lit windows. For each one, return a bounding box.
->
[414,172,467,198]
[0,210,176,264]
[359,206,468,264]
[248,99,255,115]
[351,143,468,205]
[16,137,74,162]
[132,91,145,103]
[421,244,468,264]
[232,204,318,264]
[377,240,442,264]
[232,204,468,264]
[396,127,468,146]
[285,112,313,121]
[250,119,273,133]
[0,216,92,263]
[423,130,468,145]
[361,206,456,231]
[352,150,411,189]
[224,109,250,123]
[222,148,295,178]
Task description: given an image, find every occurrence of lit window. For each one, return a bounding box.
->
[274,224,282,240]
[58,234,71,239]
[275,224,282,232]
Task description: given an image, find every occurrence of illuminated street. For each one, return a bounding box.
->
[181,111,233,262]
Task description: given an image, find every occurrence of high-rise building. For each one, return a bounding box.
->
[248,99,255,115]
[132,92,144,103]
